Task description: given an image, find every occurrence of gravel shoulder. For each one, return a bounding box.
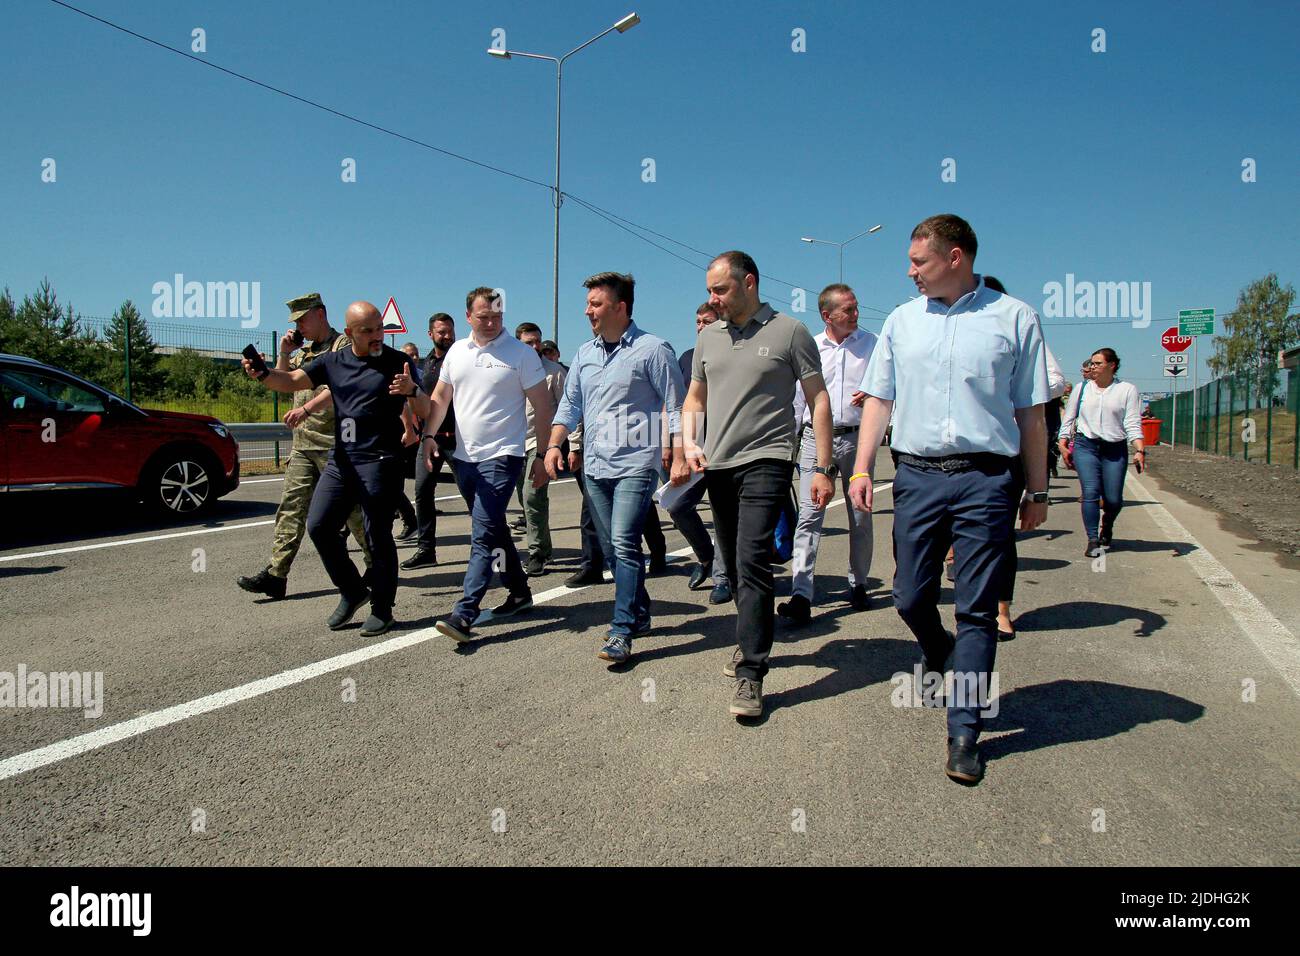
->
[1145,444,1300,555]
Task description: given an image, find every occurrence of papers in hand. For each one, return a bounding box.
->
[654,470,703,510]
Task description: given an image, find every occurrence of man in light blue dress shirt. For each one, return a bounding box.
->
[546,272,687,665]
[848,215,1051,785]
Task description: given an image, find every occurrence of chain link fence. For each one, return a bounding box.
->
[1146,364,1298,469]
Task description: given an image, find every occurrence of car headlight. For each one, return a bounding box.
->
[207,422,230,440]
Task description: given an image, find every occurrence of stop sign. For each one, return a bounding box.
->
[1162,327,1192,352]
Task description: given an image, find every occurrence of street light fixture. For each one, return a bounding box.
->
[487,12,641,346]
[801,224,883,283]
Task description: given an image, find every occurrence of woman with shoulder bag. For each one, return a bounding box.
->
[1058,348,1145,558]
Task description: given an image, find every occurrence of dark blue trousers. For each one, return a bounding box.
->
[307,454,402,617]
[891,456,1016,740]
[450,455,528,625]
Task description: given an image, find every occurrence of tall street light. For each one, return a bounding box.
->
[800,224,884,283]
[488,12,641,346]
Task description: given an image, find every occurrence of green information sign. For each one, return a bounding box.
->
[1179,308,1215,336]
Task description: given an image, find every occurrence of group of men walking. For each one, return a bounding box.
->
[237,213,1061,785]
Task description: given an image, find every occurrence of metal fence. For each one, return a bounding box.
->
[1146,365,1299,469]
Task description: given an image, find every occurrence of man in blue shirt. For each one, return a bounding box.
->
[545,272,686,664]
[849,215,1051,785]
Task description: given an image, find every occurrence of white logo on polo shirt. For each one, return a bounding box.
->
[758,347,770,356]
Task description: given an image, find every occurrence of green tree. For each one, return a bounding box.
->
[96,300,165,399]
[0,278,89,373]
[1208,275,1299,401]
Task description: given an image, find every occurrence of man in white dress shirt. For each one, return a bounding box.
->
[779,284,878,624]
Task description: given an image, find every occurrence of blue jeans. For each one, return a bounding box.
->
[450,455,528,625]
[1073,435,1127,540]
[584,470,657,637]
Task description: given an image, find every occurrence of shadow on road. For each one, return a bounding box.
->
[0,490,277,553]
[981,679,1205,762]
[1013,600,1167,637]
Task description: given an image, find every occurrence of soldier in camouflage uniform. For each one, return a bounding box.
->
[237,293,371,600]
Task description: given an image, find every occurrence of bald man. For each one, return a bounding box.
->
[245,301,424,636]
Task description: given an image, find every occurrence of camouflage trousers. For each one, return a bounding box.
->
[269,447,370,578]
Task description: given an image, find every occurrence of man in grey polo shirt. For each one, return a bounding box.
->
[681,251,835,718]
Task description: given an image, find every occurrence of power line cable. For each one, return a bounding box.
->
[46,0,553,191]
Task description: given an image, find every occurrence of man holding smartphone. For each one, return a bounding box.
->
[244,299,422,636]
[237,292,371,600]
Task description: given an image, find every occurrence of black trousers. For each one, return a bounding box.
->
[892,456,1016,741]
[307,454,403,617]
[413,444,449,552]
[705,458,794,682]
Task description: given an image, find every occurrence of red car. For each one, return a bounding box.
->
[0,352,240,516]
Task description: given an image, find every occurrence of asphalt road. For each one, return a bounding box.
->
[1,458,1297,866]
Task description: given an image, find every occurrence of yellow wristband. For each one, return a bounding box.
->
[849,472,870,482]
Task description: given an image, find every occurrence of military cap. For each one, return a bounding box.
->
[286,292,325,322]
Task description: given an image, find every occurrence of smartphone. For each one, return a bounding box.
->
[289,328,304,347]
[242,344,270,378]
[1134,456,1144,474]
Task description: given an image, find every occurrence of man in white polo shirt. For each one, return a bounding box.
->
[411,286,555,643]
[780,283,878,624]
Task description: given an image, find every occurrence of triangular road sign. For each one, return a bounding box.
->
[381,296,406,334]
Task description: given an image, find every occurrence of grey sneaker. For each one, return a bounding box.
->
[729,677,763,717]
[722,646,744,678]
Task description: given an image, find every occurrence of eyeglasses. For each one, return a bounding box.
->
[1083,361,1106,367]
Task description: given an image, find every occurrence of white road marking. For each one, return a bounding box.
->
[0,479,578,563]
[1126,471,1300,697]
[0,521,277,563]
[0,481,891,781]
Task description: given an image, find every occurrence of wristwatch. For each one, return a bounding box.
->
[811,464,838,479]
[1024,490,1049,504]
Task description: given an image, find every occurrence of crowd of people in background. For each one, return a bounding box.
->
[236,213,1148,785]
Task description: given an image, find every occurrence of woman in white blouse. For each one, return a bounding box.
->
[1059,348,1145,557]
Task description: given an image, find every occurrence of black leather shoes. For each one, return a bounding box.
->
[327,589,370,630]
[400,550,437,570]
[237,567,286,600]
[945,736,983,784]
[850,584,870,611]
[777,594,812,625]
[359,613,394,637]
[687,562,710,591]
[565,566,605,587]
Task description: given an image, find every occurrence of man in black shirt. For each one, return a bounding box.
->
[244,300,422,636]
[403,312,457,570]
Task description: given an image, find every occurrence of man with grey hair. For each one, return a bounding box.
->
[780,283,878,624]
[682,251,835,718]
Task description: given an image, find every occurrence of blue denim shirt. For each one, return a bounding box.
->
[554,321,685,480]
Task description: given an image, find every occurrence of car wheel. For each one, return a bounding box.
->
[143,451,217,517]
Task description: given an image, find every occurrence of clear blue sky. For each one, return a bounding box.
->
[3,0,1297,395]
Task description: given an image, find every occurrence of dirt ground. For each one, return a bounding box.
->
[1144,444,1300,555]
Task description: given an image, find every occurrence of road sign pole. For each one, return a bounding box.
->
[1171,373,1178,447]
[1191,337,1198,452]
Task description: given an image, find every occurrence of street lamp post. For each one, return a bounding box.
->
[488,12,641,346]
[800,224,883,283]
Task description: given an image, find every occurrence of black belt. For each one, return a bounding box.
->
[893,451,1013,473]
[801,424,859,439]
